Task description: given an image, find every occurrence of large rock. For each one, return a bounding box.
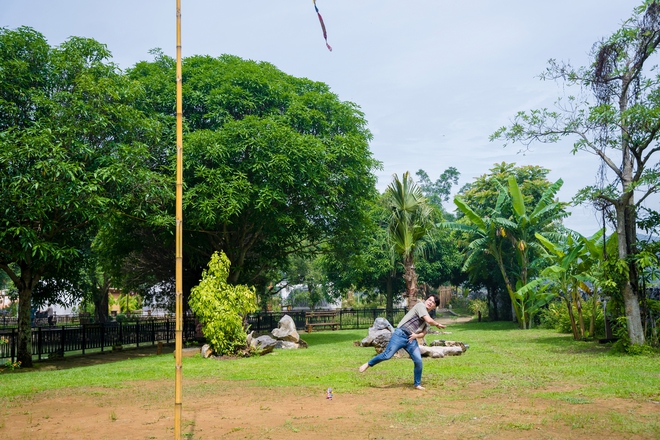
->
[246,331,257,349]
[430,340,466,351]
[361,328,392,347]
[271,315,300,342]
[275,340,301,349]
[201,344,214,358]
[254,335,277,354]
[372,317,395,332]
[360,318,395,347]
[372,332,392,353]
[419,345,464,357]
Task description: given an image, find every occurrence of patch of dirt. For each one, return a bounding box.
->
[2,345,659,440]
[2,324,658,440]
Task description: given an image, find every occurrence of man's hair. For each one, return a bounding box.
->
[426,294,440,307]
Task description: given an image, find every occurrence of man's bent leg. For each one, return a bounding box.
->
[366,328,408,368]
[405,340,424,387]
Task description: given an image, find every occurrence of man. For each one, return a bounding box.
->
[46,304,54,326]
[358,294,446,390]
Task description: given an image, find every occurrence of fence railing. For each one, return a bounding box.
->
[0,318,196,363]
[0,313,173,328]
[0,308,406,363]
[246,308,408,333]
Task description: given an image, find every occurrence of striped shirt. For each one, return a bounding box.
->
[397,302,429,335]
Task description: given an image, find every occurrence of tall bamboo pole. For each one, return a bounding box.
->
[174,0,183,438]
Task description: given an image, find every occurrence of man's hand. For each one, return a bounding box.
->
[436,323,446,329]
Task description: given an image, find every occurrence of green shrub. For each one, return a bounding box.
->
[189,251,258,356]
[115,314,127,323]
[468,298,488,319]
[539,298,605,338]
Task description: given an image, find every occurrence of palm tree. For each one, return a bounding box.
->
[385,172,435,309]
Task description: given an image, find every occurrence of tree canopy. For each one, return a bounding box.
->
[118,52,381,299]
[0,27,163,366]
[492,2,660,344]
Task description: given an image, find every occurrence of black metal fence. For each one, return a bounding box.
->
[0,313,173,328]
[0,318,196,363]
[0,308,406,363]
[246,308,407,333]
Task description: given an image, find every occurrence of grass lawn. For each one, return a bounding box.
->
[1,321,659,439]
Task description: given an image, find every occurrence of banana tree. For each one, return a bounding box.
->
[505,176,567,286]
[446,176,566,327]
[535,230,606,339]
[446,191,522,321]
[514,278,555,329]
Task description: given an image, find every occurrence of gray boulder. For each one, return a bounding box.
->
[275,340,301,349]
[419,345,464,357]
[372,332,392,353]
[271,315,300,342]
[360,317,395,347]
[430,340,466,351]
[201,344,214,358]
[372,317,395,332]
[254,335,278,354]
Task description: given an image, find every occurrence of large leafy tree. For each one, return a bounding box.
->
[0,27,161,366]
[492,2,660,344]
[123,53,380,296]
[320,196,404,318]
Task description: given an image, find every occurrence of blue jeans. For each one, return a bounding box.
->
[367,328,423,387]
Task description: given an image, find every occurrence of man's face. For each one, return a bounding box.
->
[424,297,437,311]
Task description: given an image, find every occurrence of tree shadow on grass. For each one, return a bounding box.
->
[531,335,613,356]
[303,330,364,346]
[29,344,170,371]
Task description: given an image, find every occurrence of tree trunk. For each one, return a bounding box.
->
[589,296,596,338]
[14,263,42,368]
[17,285,33,368]
[402,255,418,309]
[564,295,580,340]
[615,199,645,345]
[93,275,111,324]
[573,291,585,339]
[93,285,110,324]
[386,274,394,323]
[495,250,521,326]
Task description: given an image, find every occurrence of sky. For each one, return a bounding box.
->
[1,1,645,234]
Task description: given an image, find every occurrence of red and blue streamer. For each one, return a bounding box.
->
[313,0,332,51]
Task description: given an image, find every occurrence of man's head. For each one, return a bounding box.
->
[424,294,440,310]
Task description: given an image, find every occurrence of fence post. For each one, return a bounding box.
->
[100,322,105,353]
[37,326,42,360]
[152,320,155,345]
[11,328,16,363]
[82,324,86,355]
[119,321,123,345]
[136,320,140,347]
[60,325,65,356]
[166,319,170,343]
